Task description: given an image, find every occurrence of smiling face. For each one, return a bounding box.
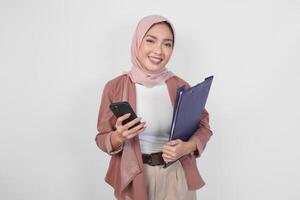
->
[137,22,174,72]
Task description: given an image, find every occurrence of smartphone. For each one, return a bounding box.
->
[109,101,141,129]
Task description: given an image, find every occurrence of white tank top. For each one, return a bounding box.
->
[135,82,173,154]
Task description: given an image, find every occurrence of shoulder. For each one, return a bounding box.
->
[105,74,127,88]
[167,74,191,88]
[102,74,127,98]
[103,74,127,91]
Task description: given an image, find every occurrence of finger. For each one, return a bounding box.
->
[123,117,142,130]
[127,122,146,135]
[162,145,175,152]
[124,123,145,138]
[162,148,176,158]
[116,122,127,134]
[162,145,176,155]
[166,139,180,146]
[116,113,131,126]
[162,153,175,162]
[162,145,174,153]
[127,126,146,139]
[126,131,141,139]
[162,152,174,160]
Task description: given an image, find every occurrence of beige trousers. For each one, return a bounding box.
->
[143,160,197,200]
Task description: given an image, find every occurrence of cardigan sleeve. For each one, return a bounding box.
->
[95,81,124,155]
[189,108,213,158]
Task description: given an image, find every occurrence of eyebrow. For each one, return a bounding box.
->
[145,34,173,42]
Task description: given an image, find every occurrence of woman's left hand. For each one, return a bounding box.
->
[162,139,196,163]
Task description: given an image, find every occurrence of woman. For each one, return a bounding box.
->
[95,15,212,200]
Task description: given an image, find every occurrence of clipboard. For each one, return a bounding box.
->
[163,76,214,168]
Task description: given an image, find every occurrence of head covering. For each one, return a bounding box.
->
[123,15,175,88]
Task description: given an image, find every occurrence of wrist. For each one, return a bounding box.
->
[185,140,197,155]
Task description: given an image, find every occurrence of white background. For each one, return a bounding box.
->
[1,0,299,199]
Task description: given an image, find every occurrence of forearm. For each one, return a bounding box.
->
[95,130,124,155]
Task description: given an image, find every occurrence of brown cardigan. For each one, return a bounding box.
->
[95,74,213,200]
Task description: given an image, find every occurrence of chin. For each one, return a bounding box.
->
[145,63,165,72]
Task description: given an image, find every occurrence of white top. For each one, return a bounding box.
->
[136,82,173,154]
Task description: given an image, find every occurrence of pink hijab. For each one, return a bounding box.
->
[123,15,175,88]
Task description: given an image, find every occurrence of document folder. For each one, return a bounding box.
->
[163,75,214,168]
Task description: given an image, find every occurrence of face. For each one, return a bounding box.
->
[137,23,174,72]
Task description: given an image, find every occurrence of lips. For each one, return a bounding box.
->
[148,56,163,65]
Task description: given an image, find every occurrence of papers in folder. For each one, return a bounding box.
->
[164,76,214,168]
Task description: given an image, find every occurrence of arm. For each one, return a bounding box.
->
[189,108,213,158]
[95,82,124,155]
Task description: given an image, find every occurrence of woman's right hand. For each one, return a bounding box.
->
[114,113,146,143]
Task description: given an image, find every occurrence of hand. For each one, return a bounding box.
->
[162,139,194,163]
[114,113,146,143]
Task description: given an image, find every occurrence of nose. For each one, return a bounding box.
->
[153,43,163,54]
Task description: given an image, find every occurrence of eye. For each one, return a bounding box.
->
[164,43,172,47]
[146,39,155,43]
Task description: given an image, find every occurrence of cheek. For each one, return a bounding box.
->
[138,46,150,58]
[137,48,147,61]
[164,49,173,60]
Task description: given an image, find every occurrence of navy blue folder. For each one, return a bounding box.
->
[163,76,214,168]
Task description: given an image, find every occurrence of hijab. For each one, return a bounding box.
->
[123,15,175,88]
